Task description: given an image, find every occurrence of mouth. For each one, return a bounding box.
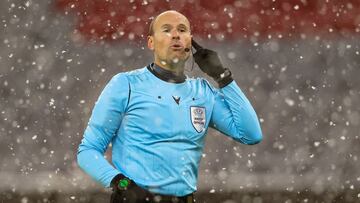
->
[170,44,184,50]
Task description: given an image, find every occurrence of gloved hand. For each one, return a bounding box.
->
[111,174,132,190]
[110,174,149,203]
[192,39,233,88]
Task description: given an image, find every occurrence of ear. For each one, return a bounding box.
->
[147,36,154,50]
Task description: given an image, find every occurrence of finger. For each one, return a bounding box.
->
[191,39,203,51]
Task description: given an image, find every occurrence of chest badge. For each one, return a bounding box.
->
[190,106,206,133]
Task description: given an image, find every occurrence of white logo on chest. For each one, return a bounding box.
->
[190,106,206,133]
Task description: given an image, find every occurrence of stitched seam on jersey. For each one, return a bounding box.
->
[223,96,245,139]
[203,79,216,129]
[124,75,131,112]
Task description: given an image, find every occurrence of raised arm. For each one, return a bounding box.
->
[192,39,262,144]
[209,81,262,145]
[77,73,129,187]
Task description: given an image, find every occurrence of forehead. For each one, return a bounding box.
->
[153,12,190,29]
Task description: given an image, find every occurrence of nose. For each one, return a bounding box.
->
[171,30,180,40]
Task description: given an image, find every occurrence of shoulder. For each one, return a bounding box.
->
[117,66,155,85]
[110,67,149,84]
[113,67,146,79]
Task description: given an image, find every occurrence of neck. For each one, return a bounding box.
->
[154,58,185,76]
[148,62,186,83]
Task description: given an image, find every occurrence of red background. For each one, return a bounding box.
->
[55,0,360,41]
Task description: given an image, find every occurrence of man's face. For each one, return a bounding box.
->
[148,11,192,66]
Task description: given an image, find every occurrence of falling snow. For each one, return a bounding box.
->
[1,0,360,202]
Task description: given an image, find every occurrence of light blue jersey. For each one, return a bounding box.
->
[77,64,262,196]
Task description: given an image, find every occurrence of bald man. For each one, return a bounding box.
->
[77,10,263,203]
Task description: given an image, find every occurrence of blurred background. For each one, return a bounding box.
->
[1,0,360,202]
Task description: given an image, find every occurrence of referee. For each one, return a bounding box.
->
[77,10,263,203]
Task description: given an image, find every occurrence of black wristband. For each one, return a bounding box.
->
[110,174,132,191]
[216,69,233,88]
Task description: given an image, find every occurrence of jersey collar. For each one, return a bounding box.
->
[147,63,186,84]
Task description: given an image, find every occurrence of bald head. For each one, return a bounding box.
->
[148,10,191,36]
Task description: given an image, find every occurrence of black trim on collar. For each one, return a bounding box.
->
[147,63,186,84]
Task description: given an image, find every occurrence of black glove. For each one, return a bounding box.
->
[192,39,233,88]
[110,174,149,203]
[110,173,133,191]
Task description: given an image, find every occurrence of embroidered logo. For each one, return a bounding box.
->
[190,106,206,133]
[172,96,180,105]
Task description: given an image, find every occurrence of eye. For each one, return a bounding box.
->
[163,29,170,32]
[178,27,187,32]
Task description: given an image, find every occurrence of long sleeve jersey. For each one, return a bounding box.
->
[77,64,263,197]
